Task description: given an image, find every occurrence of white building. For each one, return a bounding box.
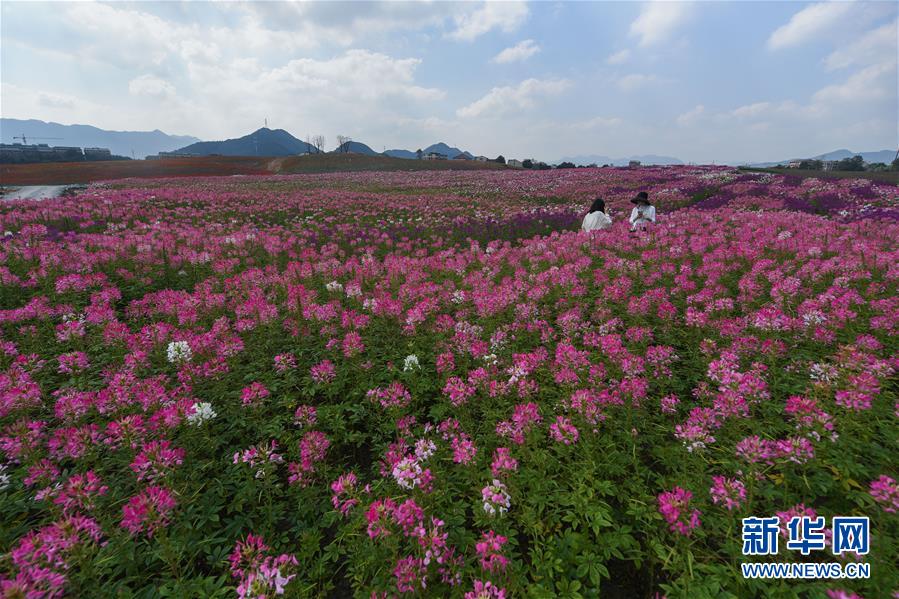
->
[507,159,523,168]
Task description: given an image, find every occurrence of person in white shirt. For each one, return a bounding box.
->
[581,198,613,232]
[629,192,655,230]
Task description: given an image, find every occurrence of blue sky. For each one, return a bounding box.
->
[1,1,896,163]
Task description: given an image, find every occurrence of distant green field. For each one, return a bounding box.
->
[276,152,506,174]
[740,166,898,184]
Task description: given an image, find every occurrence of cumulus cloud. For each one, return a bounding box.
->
[128,75,176,100]
[457,78,570,118]
[767,2,855,50]
[617,73,658,91]
[448,1,529,41]
[629,2,693,47]
[492,39,541,64]
[813,61,897,104]
[606,49,631,65]
[824,20,898,70]
[730,102,772,119]
[676,105,705,126]
[579,116,622,128]
[37,91,76,109]
[256,50,444,102]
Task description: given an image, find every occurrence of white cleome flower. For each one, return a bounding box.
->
[187,402,217,425]
[403,354,420,372]
[166,340,193,364]
[0,463,10,491]
[326,281,344,293]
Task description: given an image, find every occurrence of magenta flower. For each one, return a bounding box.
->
[330,472,363,516]
[549,416,579,445]
[464,580,507,599]
[310,359,336,384]
[869,475,899,513]
[657,487,701,536]
[393,556,427,594]
[709,476,746,511]
[130,440,186,482]
[229,534,298,598]
[120,486,177,537]
[4,516,102,598]
[52,470,108,514]
[491,447,518,477]
[481,479,511,517]
[240,382,270,407]
[476,531,510,573]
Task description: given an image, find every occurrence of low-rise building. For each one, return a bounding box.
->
[423,152,447,161]
[84,147,112,159]
[507,159,523,168]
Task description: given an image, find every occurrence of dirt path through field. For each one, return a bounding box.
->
[1,185,72,201]
[266,157,287,173]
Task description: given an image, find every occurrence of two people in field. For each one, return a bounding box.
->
[581,191,655,232]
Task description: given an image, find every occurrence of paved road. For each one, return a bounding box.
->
[1,185,73,201]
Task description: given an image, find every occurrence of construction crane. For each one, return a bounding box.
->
[12,134,63,145]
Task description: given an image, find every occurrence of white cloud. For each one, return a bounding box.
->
[767,2,854,50]
[676,104,705,126]
[813,61,897,104]
[617,73,658,91]
[492,39,541,64]
[606,49,631,65]
[37,91,76,109]
[579,116,622,128]
[257,50,444,102]
[730,102,772,119]
[824,20,898,70]
[129,75,176,100]
[235,1,460,43]
[629,2,693,47]
[448,1,529,41]
[457,78,570,118]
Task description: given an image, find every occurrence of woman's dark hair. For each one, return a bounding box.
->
[588,198,606,214]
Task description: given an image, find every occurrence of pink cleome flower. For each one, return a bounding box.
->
[657,486,701,536]
[120,486,177,537]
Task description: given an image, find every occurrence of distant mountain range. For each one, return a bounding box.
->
[1,118,199,159]
[557,154,684,166]
[334,140,379,155]
[748,149,895,167]
[174,130,477,160]
[175,128,318,156]
[384,148,418,159]
[385,143,474,160]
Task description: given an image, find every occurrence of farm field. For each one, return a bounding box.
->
[1,166,897,598]
[0,154,504,186]
[738,167,898,185]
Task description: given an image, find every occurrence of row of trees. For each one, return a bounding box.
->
[303,135,354,153]
[782,155,899,172]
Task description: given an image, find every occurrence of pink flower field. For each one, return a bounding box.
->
[1,166,897,598]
